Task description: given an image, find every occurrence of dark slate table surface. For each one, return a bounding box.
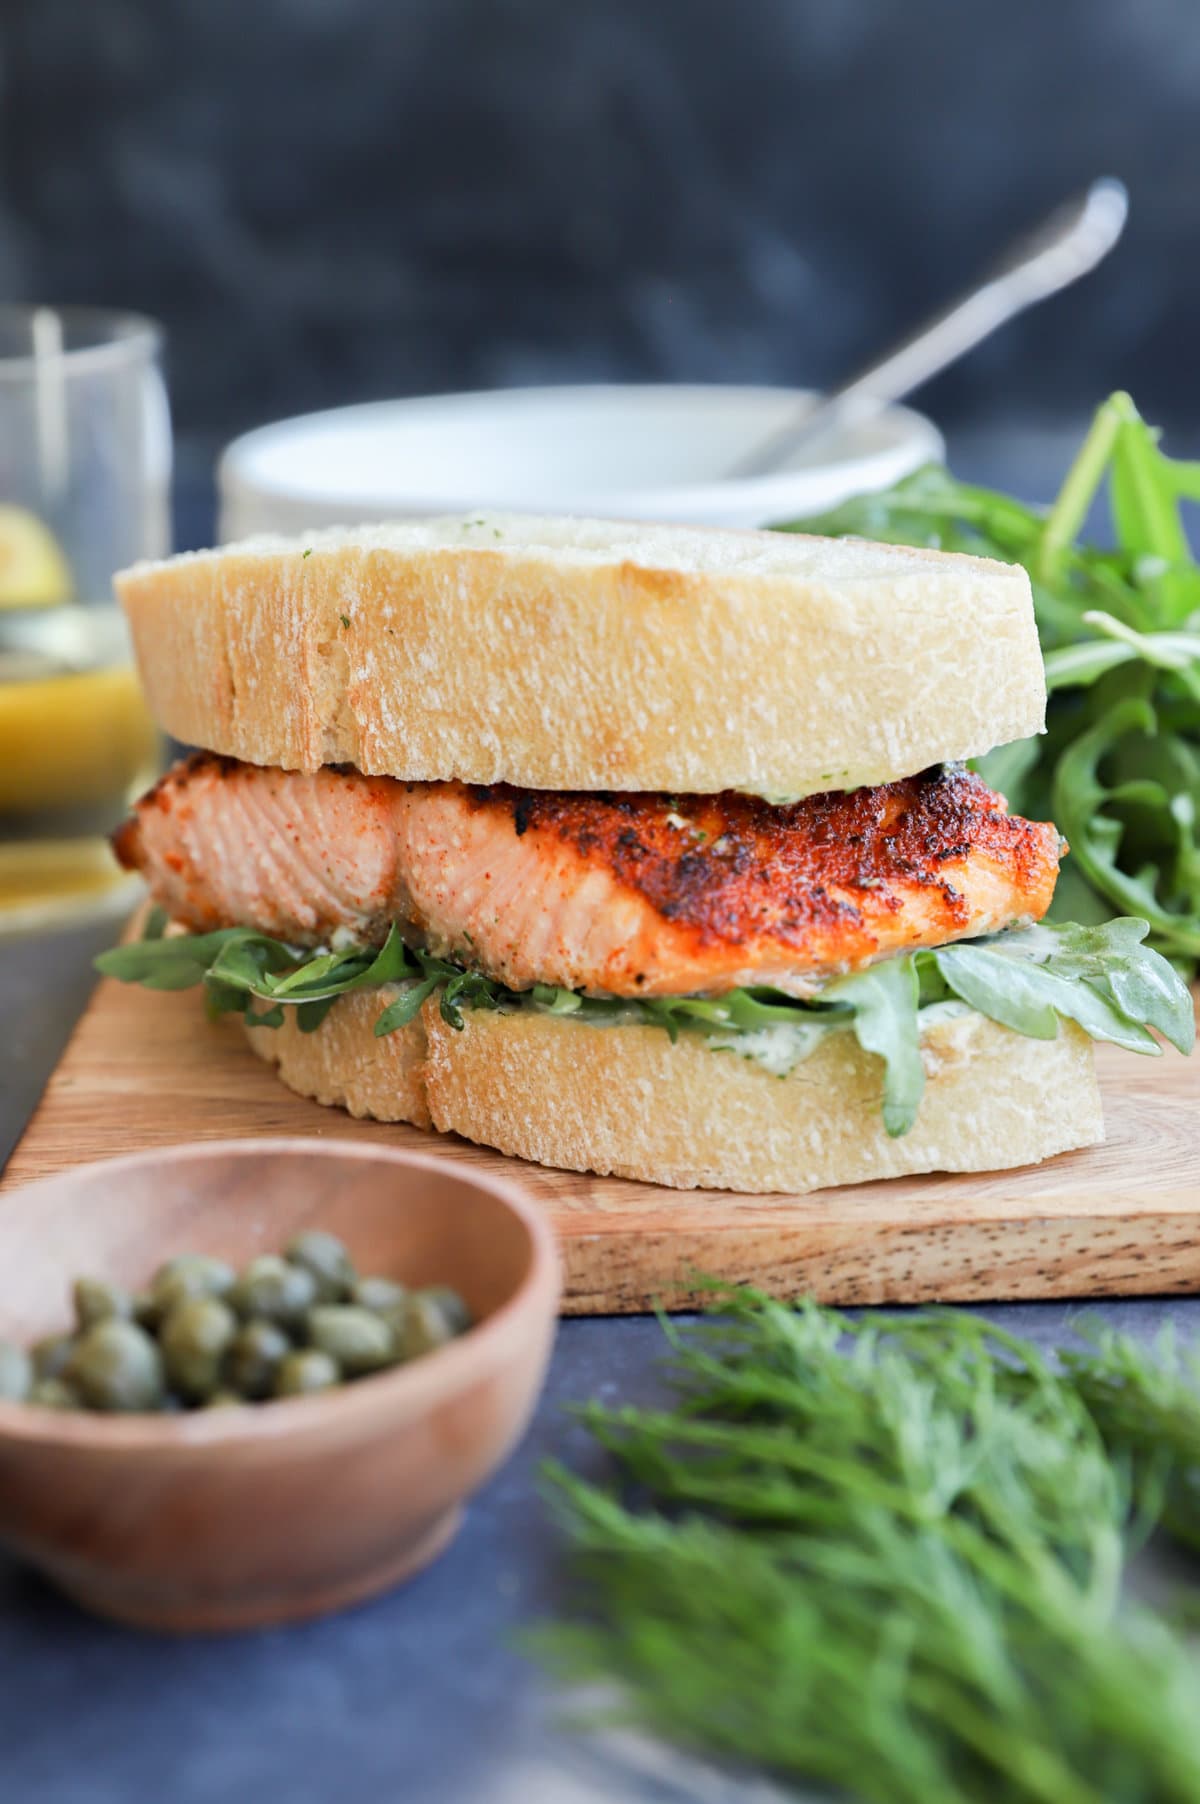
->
[2,419,1197,1804]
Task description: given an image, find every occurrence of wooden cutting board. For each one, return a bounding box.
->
[1,973,1197,1314]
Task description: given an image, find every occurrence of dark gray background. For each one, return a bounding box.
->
[2,0,1197,451]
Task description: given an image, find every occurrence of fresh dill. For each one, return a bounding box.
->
[535,1290,1200,1803]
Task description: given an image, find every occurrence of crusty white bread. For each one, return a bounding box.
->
[117,514,1045,797]
[245,985,432,1129]
[243,990,1102,1194]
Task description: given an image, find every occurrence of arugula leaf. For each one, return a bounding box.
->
[1051,696,1200,959]
[97,926,271,992]
[936,917,1194,1056]
[372,976,441,1036]
[794,461,1047,561]
[1029,917,1195,1053]
[1043,616,1200,695]
[933,941,1158,1055]
[97,924,422,1019]
[296,996,338,1034]
[244,1002,285,1029]
[822,955,923,1136]
[142,904,170,941]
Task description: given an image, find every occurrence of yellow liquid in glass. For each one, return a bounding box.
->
[0,604,159,923]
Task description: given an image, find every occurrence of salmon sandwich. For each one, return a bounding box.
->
[100,515,1192,1193]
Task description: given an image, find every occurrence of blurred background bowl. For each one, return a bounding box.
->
[218,383,943,535]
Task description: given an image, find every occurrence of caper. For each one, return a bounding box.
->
[224,1320,291,1400]
[402,1291,463,1360]
[0,1339,32,1402]
[132,1290,159,1329]
[274,1349,340,1398]
[306,1305,395,1376]
[160,1298,238,1400]
[73,1277,133,1331]
[285,1231,357,1302]
[32,1333,77,1381]
[353,1277,409,1334]
[28,1376,81,1411]
[154,1253,237,1293]
[66,1320,165,1413]
[6,1243,468,1414]
[230,1256,317,1329]
[149,1254,236,1321]
[418,1285,472,1337]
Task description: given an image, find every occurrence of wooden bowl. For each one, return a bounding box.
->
[0,1138,560,1632]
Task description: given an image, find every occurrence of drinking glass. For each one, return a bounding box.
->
[0,307,170,931]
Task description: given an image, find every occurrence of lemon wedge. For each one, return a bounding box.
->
[0,505,73,609]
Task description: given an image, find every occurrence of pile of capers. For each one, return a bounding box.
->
[0,1232,471,1415]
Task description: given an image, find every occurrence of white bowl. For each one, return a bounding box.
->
[218,384,942,537]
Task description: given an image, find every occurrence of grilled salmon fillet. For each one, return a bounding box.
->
[114,755,1062,997]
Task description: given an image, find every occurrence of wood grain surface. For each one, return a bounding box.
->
[2,974,1197,1314]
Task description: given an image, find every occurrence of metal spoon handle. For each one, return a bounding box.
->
[730,177,1129,480]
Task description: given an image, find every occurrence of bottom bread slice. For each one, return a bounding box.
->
[245,986,432,1129]
[243,988,1104,1194]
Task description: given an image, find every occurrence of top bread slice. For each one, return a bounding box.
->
[115,513,1045,796]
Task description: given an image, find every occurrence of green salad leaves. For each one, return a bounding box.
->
[777,393,1200,971]
[97,911,1192,1138]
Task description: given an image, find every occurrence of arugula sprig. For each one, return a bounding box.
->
[96,913,499,1038]
[97,913,1192,1138]
[536,1291,1200,1804]
[777,393,1200,972]
[826,916,1191,1135]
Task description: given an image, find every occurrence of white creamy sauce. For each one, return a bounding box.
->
[913,999,974,1031]
[503,987,985,1081]
[706,999,974,1079]
[704,1019,835,1076]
